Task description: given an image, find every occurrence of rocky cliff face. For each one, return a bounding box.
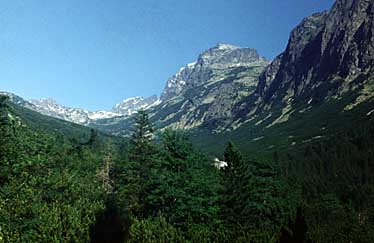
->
[161,44,268,101]
[226,0,374,134]
[256,0,373,107]
[152,44,268,132]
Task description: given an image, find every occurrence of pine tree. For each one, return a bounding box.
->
[221,142,296,240]
[129,109,154,162]
[221,141,244,227]
[117,109,156,218]
[223,141,243,179]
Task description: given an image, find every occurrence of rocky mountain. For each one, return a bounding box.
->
[229,0,374,129]
[28,98,120,125]
[161,44,268,101]
[92,43,269,135]
[191,0,374,156]
[154,44,269,131]
[256,0,373,109]
[112,95,160,115]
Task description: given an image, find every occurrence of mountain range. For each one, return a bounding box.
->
[2,0,373,156]
[1,43,269,131]
[0,92,160,125]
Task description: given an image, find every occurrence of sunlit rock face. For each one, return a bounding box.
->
[161,43,268,102]
[153,44,268,132]
[256,0,374,106]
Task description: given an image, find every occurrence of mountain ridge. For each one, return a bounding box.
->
[0,91,159,125]
[2,0,373,141]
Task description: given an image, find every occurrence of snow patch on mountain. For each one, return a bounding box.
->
[112,95,159,116]
[1,91,159,125]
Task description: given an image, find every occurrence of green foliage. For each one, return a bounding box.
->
[147,130,220,227]
[220,142,296,242]
[114,126,220,242]
[221,142,244,225]
[304,195,364,242]
[128,216,185,243]
[113,110,158,218]
[278,119,374,242]
[0,97,107,242]
[129,109,154,161]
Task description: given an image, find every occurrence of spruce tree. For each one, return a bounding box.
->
[221,141,244,227]
[129,109,154,162]
[117,109,156,218]
[223,141,243,179]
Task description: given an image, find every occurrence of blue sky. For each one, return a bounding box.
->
[1,0,334,111]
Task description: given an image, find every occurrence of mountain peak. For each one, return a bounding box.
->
[161,44,268,101]
[30,97,62,109]
[214,43,240,50]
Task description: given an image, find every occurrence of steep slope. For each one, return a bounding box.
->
[154,44,268,132]
[0,94,120,242]
[255,0,373,112]
[0,94,101,140]
[161,43,268,101]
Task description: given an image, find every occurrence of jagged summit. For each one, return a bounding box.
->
[161,44,268,101]
[30,98,61,111]
[214,43,240,50]
[198,43,267,68]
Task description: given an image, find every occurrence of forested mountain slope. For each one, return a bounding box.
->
[0,95,115,242]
